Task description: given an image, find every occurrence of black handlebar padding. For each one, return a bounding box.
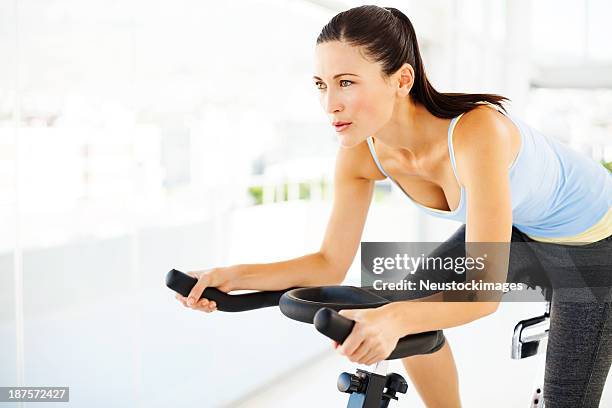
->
[387,331,446,360]
[165,269,293,312]
[313,307,446,360]
[278,287,389,324]
[313,307,355,343]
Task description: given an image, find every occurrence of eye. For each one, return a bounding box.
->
[314,79,354,90]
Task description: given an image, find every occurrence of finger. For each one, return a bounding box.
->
[196,301,216,313]
[339,330,364,357]
[362,347,381,366]
[350,341,371,364]
[187,271,211,306]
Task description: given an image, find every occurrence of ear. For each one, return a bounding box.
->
[395,63,414,97]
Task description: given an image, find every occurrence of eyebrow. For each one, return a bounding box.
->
[312,73,360,80]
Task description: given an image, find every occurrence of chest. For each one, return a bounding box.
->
[365,126,520,212]
[380,152,462,212]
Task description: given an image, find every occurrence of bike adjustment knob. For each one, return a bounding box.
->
[337,372,365,394]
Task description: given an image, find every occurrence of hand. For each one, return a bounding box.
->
[174,267,237,313]
[333,306,402,366]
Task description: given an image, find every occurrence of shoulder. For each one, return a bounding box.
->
[456,104,510,141]
[335,138,387,181]
[452,105,514,185]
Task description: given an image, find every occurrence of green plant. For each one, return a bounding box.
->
[299,182,311,200]
[602,160,612,173]
[248,185,263,205]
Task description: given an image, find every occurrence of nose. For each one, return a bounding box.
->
[322,91,343,115]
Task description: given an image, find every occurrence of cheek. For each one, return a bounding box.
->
[351,92,390,127]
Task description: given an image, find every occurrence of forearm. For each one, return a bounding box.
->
[384,296,498,337]
[384,244,507,336]
[230,252,344,291]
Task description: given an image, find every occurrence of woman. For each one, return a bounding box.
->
[176,6,612,407]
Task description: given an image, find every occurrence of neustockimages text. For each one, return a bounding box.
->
[372,279,524,293]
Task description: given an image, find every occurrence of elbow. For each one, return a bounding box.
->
[315,271,344,286]
[318,251,347,285]
[334,270,346,285]
[464,301,499,323]
[327,268,346,285]
[477,301,500,319]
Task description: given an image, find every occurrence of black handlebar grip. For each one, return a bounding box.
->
[386,331,446,360]
[313,307,355,344]
[314,306,446,360]
[165,269,292,312]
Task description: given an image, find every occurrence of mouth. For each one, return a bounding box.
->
[333,122,352,132]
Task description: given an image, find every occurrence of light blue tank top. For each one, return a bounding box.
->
[366,112,612,238]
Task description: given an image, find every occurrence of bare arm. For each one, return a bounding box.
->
[230,144,375,290]
[382,108,514,335]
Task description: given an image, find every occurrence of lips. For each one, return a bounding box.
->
[333,122,352,132]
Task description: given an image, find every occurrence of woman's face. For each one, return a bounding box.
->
[313,41,398,148]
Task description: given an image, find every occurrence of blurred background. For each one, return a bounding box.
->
[1,0,611,406]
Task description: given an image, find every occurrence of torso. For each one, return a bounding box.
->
[355,106,521,212]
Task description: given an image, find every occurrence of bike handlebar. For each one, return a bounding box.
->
[165,268,294,312]
[313,307,445,360]
[166,268,445,359]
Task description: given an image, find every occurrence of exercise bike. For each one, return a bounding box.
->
[166,268,444,407]
[166,269,551,407]
[512,288,551,408]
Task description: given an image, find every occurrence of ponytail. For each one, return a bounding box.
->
[385,7,508,118]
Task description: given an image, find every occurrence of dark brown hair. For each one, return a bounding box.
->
[316,5,509,118]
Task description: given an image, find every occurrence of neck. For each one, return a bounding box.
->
[373,98,451,166]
